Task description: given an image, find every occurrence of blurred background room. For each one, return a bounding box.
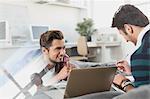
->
[0,0,149,99]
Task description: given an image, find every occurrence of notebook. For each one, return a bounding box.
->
[64,66,117,98]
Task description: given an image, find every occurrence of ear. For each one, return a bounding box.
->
[41,47,49,55]
[124,24,133,35]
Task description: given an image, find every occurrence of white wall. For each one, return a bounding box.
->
[91,0,150,61]
[0,1,88,64]
[0,0,87,46]
[0,0,149,62]
[27,3,82,43]
[92,0,124,28]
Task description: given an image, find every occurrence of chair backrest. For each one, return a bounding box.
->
[77,36,88,56]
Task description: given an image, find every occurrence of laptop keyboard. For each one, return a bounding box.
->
[90,62,116,67]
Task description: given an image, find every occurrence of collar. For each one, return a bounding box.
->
[126,24,150,65]
[135,24,150,50]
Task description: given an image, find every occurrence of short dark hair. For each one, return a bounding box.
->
[112,4,149,29]
[40,30,64,48]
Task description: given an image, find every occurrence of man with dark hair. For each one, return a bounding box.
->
[39,30,75,84]
[112,4,150,92]
[31,30,75,87]
[30,30,76,98]
[74,4,150,99]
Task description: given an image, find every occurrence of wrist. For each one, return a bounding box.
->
[55,74,62,81]
[123,84,134,92]
[121,79,134,92]
[51,75,61,83]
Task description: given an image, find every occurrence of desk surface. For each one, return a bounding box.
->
[0,41,121,49]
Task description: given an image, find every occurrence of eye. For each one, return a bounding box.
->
[56,47,61,50]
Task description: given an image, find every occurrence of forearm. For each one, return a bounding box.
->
[48,75,61,85]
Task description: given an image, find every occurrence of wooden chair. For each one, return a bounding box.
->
[70,36,95,61]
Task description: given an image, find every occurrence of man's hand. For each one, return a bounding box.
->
[56,62,75,81]
[113,74,127,86]
[113,74,134,92]
[117,60,131,75]
[56,66,70,80]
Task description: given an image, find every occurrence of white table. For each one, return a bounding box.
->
[65,41,121,62]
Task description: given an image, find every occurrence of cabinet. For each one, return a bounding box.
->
[87,41,122,62]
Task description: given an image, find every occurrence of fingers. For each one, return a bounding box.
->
[62,60,75,74]
[117,60,124,64]
[116,61,131,75]
[62,65,72,73]
[117,60,128,65]
[66,65,74,73]
[58,63,75,80]
[116,63,125,71]
[113,74,126,86]
[116,60,128,68]
[117,61,126,67]
[117,65,125,70]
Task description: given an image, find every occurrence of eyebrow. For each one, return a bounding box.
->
[55,46,65,49]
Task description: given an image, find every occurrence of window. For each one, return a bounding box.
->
[30,25,50,42]
[0,20,10,42]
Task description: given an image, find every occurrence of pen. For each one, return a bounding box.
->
[123,54,129,60]
[117,54,129,64]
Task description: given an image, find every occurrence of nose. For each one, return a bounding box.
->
[60,48,66,56]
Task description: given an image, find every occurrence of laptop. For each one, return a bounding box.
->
[64,66,117,98]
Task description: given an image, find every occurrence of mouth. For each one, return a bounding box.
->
[59,56,64,62]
